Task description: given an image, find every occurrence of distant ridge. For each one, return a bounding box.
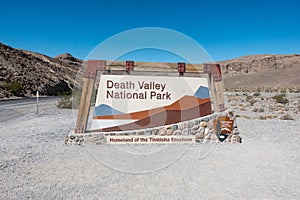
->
[218,54,300,89]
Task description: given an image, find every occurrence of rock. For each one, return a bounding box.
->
[145,129,152,135]
[198,126,205,134]
[158,128,167,135]
[195,132,204,140]
[166,129,173,135]
[200,122,208,127]
[151,129,159,135]
[180,122,187,130]
[64,136,69,144]
[231,135,241,143]
[187,122,194,129]
[190,130,197,135]
[233,127,239,135]
[204,127,210,135]
[191,125,199,131]
[173,130,182,135]
[182,128,190,135]
[172,124,178,131]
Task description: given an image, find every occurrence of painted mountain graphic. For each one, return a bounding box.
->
[94,104,124,116]
[92,95,212,132]
[193,86,210,99]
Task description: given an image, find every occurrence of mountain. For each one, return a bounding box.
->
[92,96,212,131]
[0,42,82,98]
[193,86,210,98]
[94,104,124,116]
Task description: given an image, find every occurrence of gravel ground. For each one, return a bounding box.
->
[0,100,299,199]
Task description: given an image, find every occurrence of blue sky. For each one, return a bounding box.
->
[0,0,299,62]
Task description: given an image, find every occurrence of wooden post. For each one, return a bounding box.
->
[125,61,134,74]
[204,64,225,113]
[178,62,186,76]
[75,60,107,133]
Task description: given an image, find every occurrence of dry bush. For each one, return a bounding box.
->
[272,94,289,104]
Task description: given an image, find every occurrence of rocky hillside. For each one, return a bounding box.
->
[219,54,300,89]
[0,43,82,98]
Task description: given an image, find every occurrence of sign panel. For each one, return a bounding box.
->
[91,75,212,132]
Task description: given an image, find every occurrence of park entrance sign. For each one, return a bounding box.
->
[68,60,238,144]
[91,75,212,131]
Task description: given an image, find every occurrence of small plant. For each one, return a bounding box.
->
[240,107,247,111]
[281,114,293,120]
[246,96,253,102]
[4,81,24,96]
[57,91,72,109]
[272,94,289,104]
[266,115,277,119]
[57,89,82,109]
[250,99,257,106]
[253,92,260,97]
[259,115,266,120]
[280,89,286,93]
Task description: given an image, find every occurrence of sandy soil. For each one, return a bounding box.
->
[0,100,299,199]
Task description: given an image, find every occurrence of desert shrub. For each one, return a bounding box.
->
[258,108,264,112]
[266,115,277,119]
[239,107,247,111]
[253,92,260,97]
[246,96,253,102]
[259,115,266,120]
[281,114,293,120]
[4,81,24,96]
[272,94,289,104]
[57,89,82,109]
[280,89,287,93]
[250,99,257,106]
[253,108,264,112]
[57,91,72,109]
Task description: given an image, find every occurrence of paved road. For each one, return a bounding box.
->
[0,96,60,108]
[0,96,60,122]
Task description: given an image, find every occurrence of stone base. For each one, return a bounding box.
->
[65,112,242,145]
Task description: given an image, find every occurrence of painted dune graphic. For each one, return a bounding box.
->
[92,95,212,132]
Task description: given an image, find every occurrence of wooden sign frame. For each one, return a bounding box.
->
[75,60,225,133]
